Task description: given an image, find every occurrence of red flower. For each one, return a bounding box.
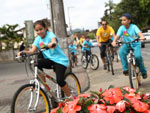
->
[99,88,103,92]
[116,100,126,112]
[106,106,116,113]
[102,88,123,104]
[63,98,81,113]
[132,100,149,112]
[144,110,150,113]
[88,104,107,113]
[123,86,136,93]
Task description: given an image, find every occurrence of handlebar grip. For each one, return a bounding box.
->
[44,46,49,50]
[51,43,56,48]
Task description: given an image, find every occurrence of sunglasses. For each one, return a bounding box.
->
[102,24,107,26]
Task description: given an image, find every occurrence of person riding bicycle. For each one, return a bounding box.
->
[68,40,78,67]
[82,36,93,61]
[17,20,71,96]
[80,35,85,48]
[96,20,115,70]
[112,13,147,79]
[73,34,80,48]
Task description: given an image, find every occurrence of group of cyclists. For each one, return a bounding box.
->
[17,13,148,98]
[68,13,147,79]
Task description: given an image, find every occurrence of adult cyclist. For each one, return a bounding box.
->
[96,20,115,70]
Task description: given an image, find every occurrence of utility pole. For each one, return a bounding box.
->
[49,0,67,38]
[49,0,72,72]
[67,7,74,35]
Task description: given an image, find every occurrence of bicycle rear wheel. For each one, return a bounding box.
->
[11,84,50,113]
[128,63,140,90]
[65,73,81,96]
[90,54,99,70]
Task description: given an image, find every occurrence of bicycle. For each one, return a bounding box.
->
[81,47,99,70]
[117,38,143,90]
[70,52,78,68]
[104,43,115,75]
[11,48,81,113]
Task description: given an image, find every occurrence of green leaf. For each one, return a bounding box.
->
[108,85,114,89]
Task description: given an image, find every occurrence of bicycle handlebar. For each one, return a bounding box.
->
[117,38,146,45]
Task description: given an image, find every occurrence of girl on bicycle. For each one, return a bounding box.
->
[17,20,70,96]
[112,13,147,79]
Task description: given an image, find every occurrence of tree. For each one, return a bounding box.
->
[139,0,150,25]
[0,24,22,49]
[101,0,149,32]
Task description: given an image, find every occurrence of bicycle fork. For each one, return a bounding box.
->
[28,66,40,111]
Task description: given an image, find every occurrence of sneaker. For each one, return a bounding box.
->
[142,73,147,79]
[123,70,128,76]
[103,64,107,70]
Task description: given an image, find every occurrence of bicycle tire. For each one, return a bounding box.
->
[65,73,81,96]
[108,47,114,75]
[128,63,139,90]
[90,54,99,70]
[81,55,88,69]
[11,84,51,113]
[114,47,119,63]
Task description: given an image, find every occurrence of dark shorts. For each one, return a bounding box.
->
[99,39,113,58]
[38,59,67,87]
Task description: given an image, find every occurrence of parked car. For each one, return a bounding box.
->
[142,32,150,48]
[90,39,98,46]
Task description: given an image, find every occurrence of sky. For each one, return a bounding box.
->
[0,0,120,30]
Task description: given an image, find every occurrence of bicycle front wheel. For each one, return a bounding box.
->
[81,55,88,69]
[65,73,81,96]
[90,54,99,70]
[128,63,139,90]
[11,84,50,113]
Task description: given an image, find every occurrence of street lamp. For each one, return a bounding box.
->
[67,6,74,35]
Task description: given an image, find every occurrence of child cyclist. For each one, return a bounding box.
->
[17,20,71,96]
[68,40,78,67]
[112,13,147,79]
[82,36,93,61]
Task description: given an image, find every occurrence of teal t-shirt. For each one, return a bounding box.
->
[68,44,77,54]
[117,24,141,43]
[33,31,69,67]
[82,40,93,51]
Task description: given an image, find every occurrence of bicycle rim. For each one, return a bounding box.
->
[11,84,50,113]
[65,73,81,96]
[90,54,99,70]
[128,64,139,90]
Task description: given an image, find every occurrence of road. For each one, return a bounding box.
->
[0,44,150,113]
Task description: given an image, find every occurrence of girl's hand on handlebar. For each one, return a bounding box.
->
[47,43,56,49]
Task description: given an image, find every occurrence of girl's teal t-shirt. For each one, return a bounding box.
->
[33,31,69,67]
